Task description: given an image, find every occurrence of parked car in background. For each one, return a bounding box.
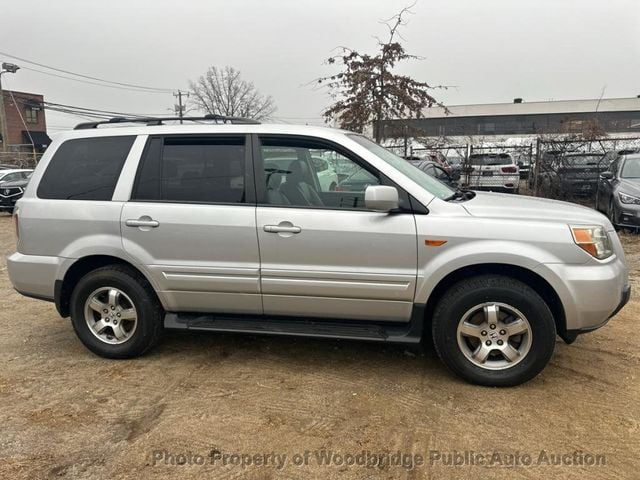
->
[0,172,32,214]
[0,164,20,170]
[310,156,340,191]
[407,159,460,188]
[447,156,464,176]
[541,152,603,197]
[335,166,378,192]
[424,151,452,174]
[0,169,33,184]
[465,153,520,193]
[264,155,340,193]
[596,152,640,229]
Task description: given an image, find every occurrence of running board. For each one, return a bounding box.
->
[164,308,424,344]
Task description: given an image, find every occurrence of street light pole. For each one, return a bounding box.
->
[0,62,20,154]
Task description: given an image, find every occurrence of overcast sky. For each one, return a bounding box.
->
[1,0,639,132]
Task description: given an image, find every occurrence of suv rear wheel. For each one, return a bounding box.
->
[70,265,163,358]
[432,274,556,387]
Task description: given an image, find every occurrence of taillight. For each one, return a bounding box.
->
[501,166,517,173]
[13,210,19,241]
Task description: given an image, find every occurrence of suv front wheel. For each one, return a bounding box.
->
[70,265,163,358]
[432,274,556,387]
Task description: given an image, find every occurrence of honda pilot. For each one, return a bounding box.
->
[6,116,630,386]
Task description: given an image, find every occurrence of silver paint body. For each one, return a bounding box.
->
[7,124,629,331]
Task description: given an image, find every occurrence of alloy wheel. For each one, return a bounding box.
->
[456,302,533,370]
[84,287,138,345]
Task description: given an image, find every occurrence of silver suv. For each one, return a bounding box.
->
[7,116,630,386]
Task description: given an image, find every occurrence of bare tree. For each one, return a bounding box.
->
[189,66,276,120]
[318,4,447,142]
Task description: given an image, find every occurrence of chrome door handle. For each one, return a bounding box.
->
[126,218,159,228]
[263,224,301,234]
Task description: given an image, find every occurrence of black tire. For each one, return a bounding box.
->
[70,265,163,358]
[431,274,556,387]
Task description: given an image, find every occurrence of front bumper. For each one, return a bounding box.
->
[0,197,19,211]
[614,200,640,227]
[0,188,24,211]
[535,254,629,333]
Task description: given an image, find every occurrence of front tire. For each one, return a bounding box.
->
[432,274,556,387]
[70,265,163,358]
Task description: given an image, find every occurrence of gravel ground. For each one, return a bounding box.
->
[0,214,638,479]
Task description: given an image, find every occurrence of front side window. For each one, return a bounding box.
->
[348,134,454,200]
[38,136,135,200]
[133,136,246,204]
[260,137,381,209]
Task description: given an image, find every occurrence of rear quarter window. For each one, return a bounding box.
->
[37,136,135,200]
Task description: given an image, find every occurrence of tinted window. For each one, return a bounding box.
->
[38,136,134,200]
[133,136,246,204]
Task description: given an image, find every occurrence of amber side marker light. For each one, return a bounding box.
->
[569,225,613,259]
[425,239,447,247]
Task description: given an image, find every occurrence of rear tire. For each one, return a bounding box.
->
[70,265,163,358]
[432,274,556,387]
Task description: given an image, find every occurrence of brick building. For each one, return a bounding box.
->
[1,89,51,152]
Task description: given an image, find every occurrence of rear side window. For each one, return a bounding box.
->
[133,136,247,204]
[38,136,135,200]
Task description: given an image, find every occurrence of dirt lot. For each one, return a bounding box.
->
[0,215,638,480]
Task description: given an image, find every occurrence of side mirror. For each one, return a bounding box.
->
[364,185,399,212]
[600,171,613,180]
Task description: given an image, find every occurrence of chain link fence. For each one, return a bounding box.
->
[385,135,640,210]
[0,147,42,168]
[531,136,640,206]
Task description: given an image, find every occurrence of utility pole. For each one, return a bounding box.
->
[0,62,20,153]
[0,74,7,153]
[174,90,189,124]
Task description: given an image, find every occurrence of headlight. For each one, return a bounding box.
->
[618,192,640,205]
[570,225,613,260]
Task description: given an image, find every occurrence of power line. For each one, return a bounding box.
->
[8,92,167,118]
[18,65,171,94]
[0,50,175,92]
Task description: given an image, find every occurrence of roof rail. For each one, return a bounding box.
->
[74,114,261,130]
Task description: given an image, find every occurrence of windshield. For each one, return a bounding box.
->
[348,135,454,199]
[621,157,640,179]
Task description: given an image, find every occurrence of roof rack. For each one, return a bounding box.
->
[73,114,261,130]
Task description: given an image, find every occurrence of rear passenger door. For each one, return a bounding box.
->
[121,135,262,314]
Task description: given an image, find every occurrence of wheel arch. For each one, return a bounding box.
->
[424,263,568,341]
[55,255,159,318]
